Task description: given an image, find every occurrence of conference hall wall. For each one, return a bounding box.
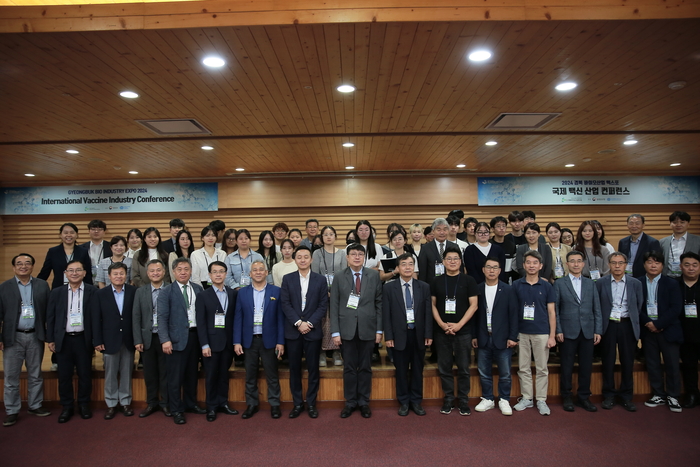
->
[1,176,697,281]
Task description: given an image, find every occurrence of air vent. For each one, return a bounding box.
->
[136,119,211,135]
[485,113,560,129]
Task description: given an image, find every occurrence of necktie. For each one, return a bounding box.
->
[439,242,444,256]
[152,288,160,310]
[182,284,190,308]
[355,273,361,294]
[405,283,414,329]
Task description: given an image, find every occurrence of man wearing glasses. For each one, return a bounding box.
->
[81,219,111,281]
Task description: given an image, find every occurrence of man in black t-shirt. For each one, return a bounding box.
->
[431,245,478,416]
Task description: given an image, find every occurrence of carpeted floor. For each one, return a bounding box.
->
[3,402,699,466]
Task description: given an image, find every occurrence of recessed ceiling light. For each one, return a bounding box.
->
[119,91,139,99]
[468,50,492,62]
[582,158,592,162]
[565,164,575,167]
[337,85,355,93]
[129,171,138,174]
[485,141,497,146]
[66,149,79,154]
[345,166,355,170]
[201,145,214,150]
[670,163,681,167]
[555,82,577,91]
[623,140,638,146]
[235,168,245,172]
[342,142,355,148]
[456,164,466,168]
[668,81,686,90]
[202,56,226,68]
[24,173,35,177]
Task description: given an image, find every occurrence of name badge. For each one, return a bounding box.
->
[610,306,622,322]
[445,298,456,314]
[590,269,601,281]
[325,274,334,287]
[152,310,158,329]
[214,312,226,328]
[240,274,251,286]
[523,305,535,320]
[91,265,98,278]
[624,264,633,275]
[669,260,681,276]
[69,310,82,327]
[253,308,263,326]
[406,308,415,324]
[63,272,69,284]
[685,304,697,318]
[435,262,445,277]
[647,304,658,319]
[21,304,35,320]
[347,293,360,309]
[554,265,565,279]
[187,308,196,328]
[487,309,493,332]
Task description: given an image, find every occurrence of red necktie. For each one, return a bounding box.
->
[355,273,361,294]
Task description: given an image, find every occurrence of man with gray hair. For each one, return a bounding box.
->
[418,218,460,286]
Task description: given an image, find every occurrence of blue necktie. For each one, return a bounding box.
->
[405,283,415,330]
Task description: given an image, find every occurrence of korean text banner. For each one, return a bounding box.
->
[477,176,700,206]
[1,183,218,215]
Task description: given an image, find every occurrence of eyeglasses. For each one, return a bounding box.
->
[348,252,365,258]
[610,261,628,266]
[444,257,461,262]
[66,269,84,274]
[567,259,584,264]
[476,231,490,235]
[89,228,105,232]
[484,265,500,270]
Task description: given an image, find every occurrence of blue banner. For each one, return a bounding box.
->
[477,176,700,206]
[1,183,218,215]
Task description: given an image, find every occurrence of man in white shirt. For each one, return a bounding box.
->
[660,211,700,277]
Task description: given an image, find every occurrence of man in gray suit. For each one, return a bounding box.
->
[1,253,52,427]
[133,259,170,418]
[330,243,383,419]
[596,252,643,412]
[660,211,700,277]
[555,250,602,412]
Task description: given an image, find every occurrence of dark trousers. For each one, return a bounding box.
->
[601,319,637,401]
[680,341,700,394]
[244,336,281,407]
[56,334,92,408]
[392,328,426,405]
[559,330,594,399]
[434,331,471,405]
[142,334,168,407]
[203,347,234,411]
[165,329,201,413]
[287,337,322,406]
[642,329,681,398]
[341,334,374,407]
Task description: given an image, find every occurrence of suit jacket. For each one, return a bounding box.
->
[92,284,136,354]
[233,283,284,349]
[280,271,328,341]
[639,274,683,344]
[463,243,508,284]
[38,244,93,288]
[473,281,519,349]
[515,243,553,281]
[618,233,661,278]
[382,279,432,351]
[596,275,643,340]
[196,285,237,352]
[554,275,602,339]
[660,233,700,275]
[80,240,112,261]
[132,283,163,350]
[46,283,97,352]
[418,239,459,285]
[330,267,383,341]
[157,281,205,351]
[162,238,177,254]
[0,276,51,347]
[131,254,171,288]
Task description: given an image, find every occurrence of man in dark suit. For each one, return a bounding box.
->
[1,253,52,427]
[132,259,170,418]
[660,211,700,277]
[678,252,700,408]
[618,214,662,277]
[157,257,206,424]
[418,218,458,285]
[554,250,602,412]
[162,218,186,254]
[196,261,238,422]
[234,260,285,420]
[473,258,518,415]
[93,262,136,420]
[280,246,328,419]
[80,219,112,282]
[383,253,432,416]
[47,260,97,423]
[596,252,643,412]
[330,243,383,419]
[639,251,684,412]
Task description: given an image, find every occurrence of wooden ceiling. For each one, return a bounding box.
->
[1,15,699,183]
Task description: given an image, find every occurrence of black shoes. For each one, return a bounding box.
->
[185,405,207,415]
[139,405,159,418]
[58,408,74,423]
[271,406,282,419]
[360,405,372,418]
[289,404,305,419]
[683,393,698,409]
[398,404,410,416]
[574,398,597,412]
[242,405,259,419]
[563,396,575,412]
[206,410,217,422]
[104,407,117,420]
[620,399,637,412]
[411,403,426,416]
[340,405,356,418]
[602,398,615,410]
[218,404,239,415]
[122,405,134,417]
[308,405,318,418]
[28,407,51,417]
[79,405,92,419]
[173,412,186,424]
[162,406,172,417]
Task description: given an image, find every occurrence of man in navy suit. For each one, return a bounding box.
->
[80,219,112,282]
[47,260,97,423]
[618,214,662,277]
[383,253,433,416]
[596,252,643,412]
[158,257,206,425]
[162,218,186,254]
[639,251,684,413]
[280,246,328,419]
[92,262,136,419]
[234,260,285,420]
[473,258,518,416]
[196,261,238,422]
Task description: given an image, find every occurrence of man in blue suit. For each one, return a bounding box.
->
[234,260,285,420]
[618,214,662,277]
[554,250,602,412]
[596,252,643,412]
[639,251,684,413]
[280,246,328,419]
[157,257,206,425]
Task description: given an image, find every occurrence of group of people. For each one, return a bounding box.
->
[1,209,698,427]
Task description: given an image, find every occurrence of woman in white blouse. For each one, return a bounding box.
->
[168,230,195,283]
[545,222,571,281]
[379,230,418,282]
[190,225,227,288]
[409,223,424,257]
[131,227,170,287]
[124,228,142,259]
[355,220,383,270]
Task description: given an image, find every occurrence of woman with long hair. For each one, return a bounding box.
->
[272,239,298,287]
[221,228,238,256]
[561,228,575,248]
[289,228,304,248]
[132,227,170,287]
[190,225,227,288]
[545,222,571,280]
[125,228,143,259]
[591,220,615,255]
[409,223,424,257]
[574,220,610,279]
[168,230,195,282]
[355,220,383,270]
[96,235,133,288]
[257,230,280,285]
[38,222,93,288]
[379,230,418,282]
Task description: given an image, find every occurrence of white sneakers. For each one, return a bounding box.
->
[498,399,512,415]
[475,397,512,415]
[514,398,534,411]
[536,400,550,416]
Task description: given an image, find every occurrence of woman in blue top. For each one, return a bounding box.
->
[225,229,264,289]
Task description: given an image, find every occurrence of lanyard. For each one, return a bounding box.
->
[322,248,336,275]
[444,274,460,300]
[69,287,82,313]
[685,283,697,304]
[613,279,627,308]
